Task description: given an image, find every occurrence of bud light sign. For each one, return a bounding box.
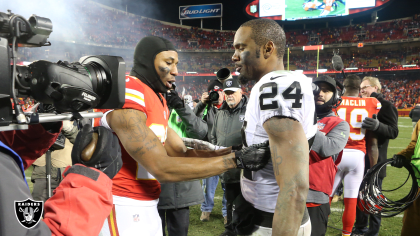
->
[179,4,223,19]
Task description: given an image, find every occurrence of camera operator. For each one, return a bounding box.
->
[156,88,207,236]
[210,77,248,236]
[0,122,122,235]
[31,120,78,202]
[193,79,227,222]
[353,76,399,236]
[308,76,349,236]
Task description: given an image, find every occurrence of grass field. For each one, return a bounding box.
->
[285,0,346,20]
[24,117,415,235]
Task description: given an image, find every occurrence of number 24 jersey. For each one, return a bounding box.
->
[241,71,317,213]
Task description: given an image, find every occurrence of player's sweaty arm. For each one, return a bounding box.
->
[164,127,232,158]
[263,117,309,236]
[106,109,236,183]
[366,131,379,167]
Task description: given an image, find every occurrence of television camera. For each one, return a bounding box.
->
[0,10,126,131]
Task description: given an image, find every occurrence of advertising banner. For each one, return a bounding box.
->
[179,4,222,19]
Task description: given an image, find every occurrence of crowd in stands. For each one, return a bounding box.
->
[177,74,420,109]
[46,1,420,51]
[287,15,420,47]
[290,47,420,71]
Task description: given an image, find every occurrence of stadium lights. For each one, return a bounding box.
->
[403,65,417,68]
[186,72,197,74]
[317,69,327,72]
[345,68,358,70]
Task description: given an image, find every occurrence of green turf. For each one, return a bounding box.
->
[187,117,414,236]
[24,118,414,235]
[284,0,346,20]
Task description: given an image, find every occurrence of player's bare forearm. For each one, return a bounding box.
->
[107,109,236,183]
[165,129,232,157]
[263,117,309,236]
[367,132,379,167]
[185,148,232,158]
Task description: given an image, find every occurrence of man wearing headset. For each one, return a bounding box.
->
[308,75,349,236]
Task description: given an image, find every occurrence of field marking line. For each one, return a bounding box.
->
[330,208,403,217]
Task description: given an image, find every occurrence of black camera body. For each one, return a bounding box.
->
[0,10,125,129]
[208,91,220,104]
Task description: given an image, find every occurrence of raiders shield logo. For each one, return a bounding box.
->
[14,198,43,229]
[226,80,233,87]
[239,115,245,122]
[250,5,257,13]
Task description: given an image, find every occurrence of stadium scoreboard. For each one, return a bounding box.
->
[245,0,393,21]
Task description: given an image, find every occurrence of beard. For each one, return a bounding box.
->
[227,100,235,107]
[238,73,250,85]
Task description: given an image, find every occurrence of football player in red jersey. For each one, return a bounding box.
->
[331,74,380,236]
[96,36,270,236]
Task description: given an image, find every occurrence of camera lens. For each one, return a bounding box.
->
[209,91,219,103]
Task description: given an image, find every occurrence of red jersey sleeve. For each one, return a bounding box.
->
[123,76,147,114]
[368,97,381,116]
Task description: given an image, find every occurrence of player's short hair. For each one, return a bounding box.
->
[362,76,382,92]
[239,19,286,58]
[343,74,361,91]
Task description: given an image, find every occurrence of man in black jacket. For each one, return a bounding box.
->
[158,89,206,236]
[409,104,420,129]
[353,76,399,236]
[194,80,226,222]
[210,77,247,236]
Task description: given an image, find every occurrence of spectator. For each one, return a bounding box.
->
[193,79,226,222]
[210,77,248,236]
[355,77,399,236]
[158,89,207,236]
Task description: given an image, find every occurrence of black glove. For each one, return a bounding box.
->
[235,141,270,171]
[72,125,122,179]
[391,154,409,168]
[166,90,184,109]
[362,114,380,131]
[232,144,243,152]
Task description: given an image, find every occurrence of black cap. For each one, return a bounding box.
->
[207,80,223,92]
[223,77,241,92]
[313,75,336,91]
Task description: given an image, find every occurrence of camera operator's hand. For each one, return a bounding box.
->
[391,154,410,168]
[235,141,270,171]
[362,114,380,131]
[72,125,122,179]
[166,90,184,109]
[201,92,210,104]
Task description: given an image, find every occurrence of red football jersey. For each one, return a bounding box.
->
[337,96,381,154]
[95,75,169,201]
